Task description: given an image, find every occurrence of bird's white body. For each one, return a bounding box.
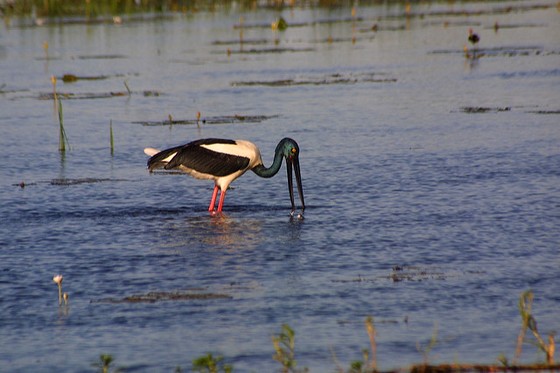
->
[144,140,263,192]
[143,147,160,157]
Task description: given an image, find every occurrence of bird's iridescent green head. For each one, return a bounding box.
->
[277,137,300,160]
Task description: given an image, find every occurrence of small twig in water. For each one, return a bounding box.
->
[123,80,131,96]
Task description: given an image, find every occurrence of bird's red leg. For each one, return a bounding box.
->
[217,189,227,212]
[208,185,219,212]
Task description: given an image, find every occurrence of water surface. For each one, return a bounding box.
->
[1,1,559,371]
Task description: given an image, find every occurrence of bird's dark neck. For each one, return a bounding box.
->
[252,147,284,179]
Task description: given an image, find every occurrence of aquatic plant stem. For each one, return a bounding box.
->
[272,324,298,373]
[43,41,49,60]
[514,290,555,364]
[109,120,114,155]
[547,335,555,364]
[51,75,58,114]
[53,275,63,306]
[514,291,532,363]
[51,75,70,152]
[57,99,70,152]
[365,316,377,371]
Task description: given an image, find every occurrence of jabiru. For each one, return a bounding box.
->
[144,138,305,215]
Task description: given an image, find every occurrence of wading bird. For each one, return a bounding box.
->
[144,138,305,215]
[468,28,480,46]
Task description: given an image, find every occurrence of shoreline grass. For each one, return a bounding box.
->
[3,0,554,19]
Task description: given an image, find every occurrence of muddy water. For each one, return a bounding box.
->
[1,1,559,371]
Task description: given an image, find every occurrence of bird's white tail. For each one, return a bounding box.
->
[144,147,160,157]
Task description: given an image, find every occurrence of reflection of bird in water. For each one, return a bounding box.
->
[468,28,480,46]
[144,138,305,215]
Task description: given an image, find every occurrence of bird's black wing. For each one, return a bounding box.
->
[149,139,250,177]
[167,145,249,176]
[147,144,184,171]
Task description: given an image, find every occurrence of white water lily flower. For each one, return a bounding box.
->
[53,274,63,285]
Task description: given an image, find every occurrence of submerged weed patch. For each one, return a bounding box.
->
[135,114,277,126]
[96,291,232,304]
[231,72,396,87]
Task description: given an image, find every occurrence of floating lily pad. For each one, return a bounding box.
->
[135,114,277,126]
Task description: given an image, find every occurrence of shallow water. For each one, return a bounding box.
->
[1,1,560,371]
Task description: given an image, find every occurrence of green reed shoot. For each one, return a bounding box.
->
[51,75,58,110]
[347,348,372,373]
[51,75,69,151]
[109,120,114,155]
[57,99,70,152]
[92,354,116,373]
[272,324,307,373]
[192,353,232,373]
[272,324,295,372]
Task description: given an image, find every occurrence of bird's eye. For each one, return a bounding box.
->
[291,148,297,154]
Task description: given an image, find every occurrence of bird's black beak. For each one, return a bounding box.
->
[287,155,305,215]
